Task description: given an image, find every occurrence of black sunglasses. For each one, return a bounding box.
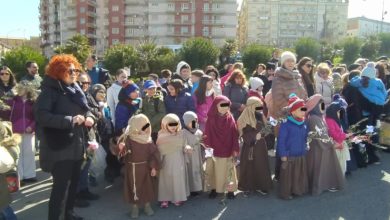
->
[168,122,179,127]
[80,82,91,85]
[68,69,81,75]
[192,120,196,128]
[305,64,313,68]
[255,106,263,111]
[220,103,230,107]
[300,107,307,112]
[141,123,150,131]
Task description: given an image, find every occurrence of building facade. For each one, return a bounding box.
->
[238,0,349,48]
[39,0,238,57]
[347,17,390,38]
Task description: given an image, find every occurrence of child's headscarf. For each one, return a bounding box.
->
[237,97,263,136]
[119,113,152,144]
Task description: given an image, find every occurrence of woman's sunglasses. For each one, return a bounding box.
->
[168,122,179,127]
[220,103,230,107]
[80,82,91,85]
[68,69,81,75]
[141,123,150,131]
[305,64,313,68]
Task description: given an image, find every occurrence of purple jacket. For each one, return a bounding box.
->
[8,96,35,134]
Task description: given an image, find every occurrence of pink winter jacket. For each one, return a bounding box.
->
[193,94,214,124]
[325,117,346,144]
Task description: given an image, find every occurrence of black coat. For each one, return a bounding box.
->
[35,76,95,172]
[341,84,363,126]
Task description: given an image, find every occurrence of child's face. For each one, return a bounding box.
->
[292,107,306,119]
[167,85,177,96]
[96,90,106,102]
[18,88,27,97]
[145,88,156,97]
[167,124,178,133]
[129,90,139,99]
[180,68,191,80]
[117,72,128,84]
[208,72,216,80]
[206,80,213,90]
[217,102,230,115]
[186,119,197,129]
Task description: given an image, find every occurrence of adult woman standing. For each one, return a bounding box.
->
[35,54,95,220]
[223,69,248,120]
[193,75,215,131]
[297,57,315,97]
[0,66,16,98]
[165,79,195,126]
[315,63,334,107]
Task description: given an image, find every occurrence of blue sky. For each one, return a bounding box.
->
[0,0,388,38]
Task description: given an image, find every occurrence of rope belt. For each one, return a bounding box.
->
[128,161,148,201]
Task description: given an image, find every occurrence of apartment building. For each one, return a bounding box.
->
[347,17,390,38]
[39,0,238,57]
[238,0,349,48]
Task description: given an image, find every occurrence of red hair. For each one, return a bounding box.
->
[45,54,81,81]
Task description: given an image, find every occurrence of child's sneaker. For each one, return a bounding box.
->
[160,201,169,208]
[173,201,184,206]
[144,203,154,216]
[130,205,139,219]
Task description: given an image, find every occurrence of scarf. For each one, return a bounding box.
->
[287,115,305,125]
[121,114,152,145]
[237,97,263,136]
[204,95,239,150]
[61,81,89,111]
[157,114,185,155]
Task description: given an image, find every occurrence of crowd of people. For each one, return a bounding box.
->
[0,51,390,220]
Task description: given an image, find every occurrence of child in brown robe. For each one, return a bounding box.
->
[117,114,160,218]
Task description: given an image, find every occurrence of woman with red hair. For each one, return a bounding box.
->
[35,54,96,220]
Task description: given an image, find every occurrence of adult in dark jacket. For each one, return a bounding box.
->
[21,61,42,91]
[341,70,363,126]
[165,79,195,125]
[223,69,248,120]
[35,54,95,220]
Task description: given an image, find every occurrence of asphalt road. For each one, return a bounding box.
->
[11,152,390,220]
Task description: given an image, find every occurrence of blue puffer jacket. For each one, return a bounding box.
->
[350,76,387,105]
[115,99,141,134]
[164,91,195,125]
[277,119,308,157]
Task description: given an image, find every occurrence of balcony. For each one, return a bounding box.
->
[87,0,97,7]
[87,10,97,18]
[86,33,97,39]
[202,20,224,25]
[86,22,97,28]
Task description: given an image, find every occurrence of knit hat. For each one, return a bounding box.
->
[143,80,157,90]
[306,94,323,114]
[280,51,296,66]
[90,84,106,98]
[333,94,348,109]
[183,111,198,126]
[288,93,305,113]
[249,77,264,90]
[361,62,376,79]
[122,81,139,97]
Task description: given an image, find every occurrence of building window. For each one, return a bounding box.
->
[112,16,119,23]
[212,3,220,10]
[127,28,135,35]
[168,3,174,10]
[80,29,85,35]
[112,5,119,11]
[181,15,189,23]
[181,26,189,34]
[151,2,158,7]
[80,18,85,24]
[80,7,85,13]
[112,28,119,34]
[112,39,119,44]
[152,15,158,21]
[204,3,209,11]
[181,3,189,11]
[203,27,209,36]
